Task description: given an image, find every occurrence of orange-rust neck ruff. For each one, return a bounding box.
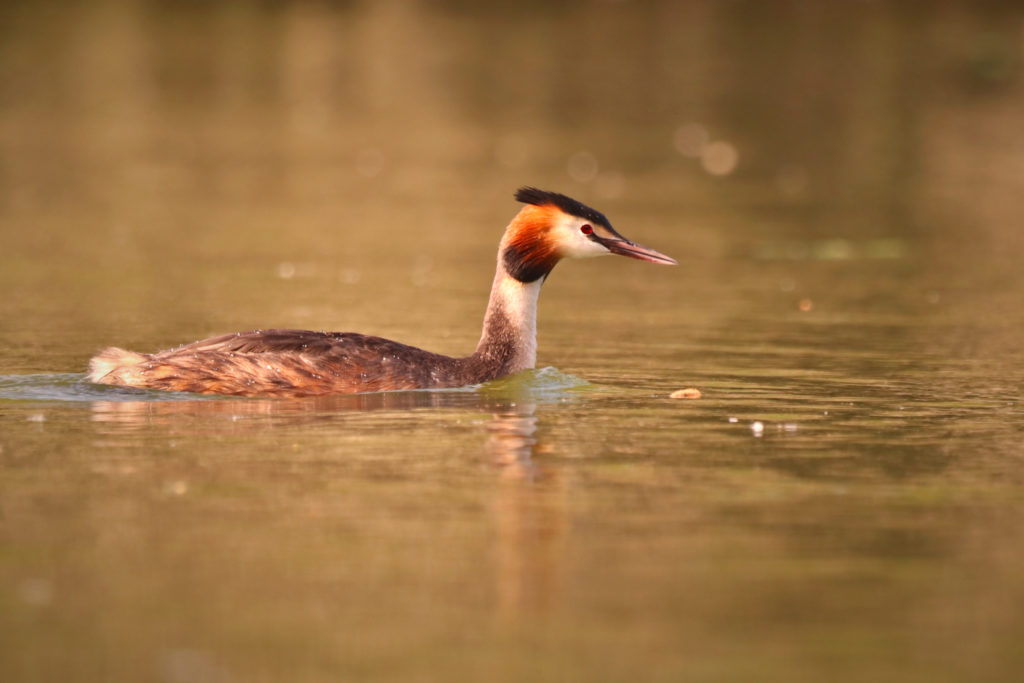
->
[88,188,675,397]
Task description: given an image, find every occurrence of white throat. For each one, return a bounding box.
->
[476,268,543,372]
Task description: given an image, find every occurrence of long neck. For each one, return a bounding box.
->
[471,261,543,377]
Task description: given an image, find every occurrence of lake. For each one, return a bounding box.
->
[2,1,1023,681]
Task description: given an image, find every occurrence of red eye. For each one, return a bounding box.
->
[580,224,593,235]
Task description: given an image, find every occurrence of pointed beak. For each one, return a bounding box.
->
[598,237,678,265]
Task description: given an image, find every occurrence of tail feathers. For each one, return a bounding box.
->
[88,347,150,385]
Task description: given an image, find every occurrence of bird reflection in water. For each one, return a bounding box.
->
[487,403,540,479]
[89,390,542,477]
[90,390,566,618]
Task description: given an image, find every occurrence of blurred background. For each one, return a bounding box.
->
[2,1,1024,682]
[1,0,1022,371]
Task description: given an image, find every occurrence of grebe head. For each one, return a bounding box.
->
[501,187,677,283]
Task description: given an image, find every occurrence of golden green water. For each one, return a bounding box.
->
[3,1,1024,681]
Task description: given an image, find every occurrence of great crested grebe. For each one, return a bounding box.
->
[88,187,676,397]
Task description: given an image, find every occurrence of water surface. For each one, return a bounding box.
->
[2,2,1024,682]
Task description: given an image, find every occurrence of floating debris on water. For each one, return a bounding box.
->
[751,421,765,436]
[670,388,702,399]
[164,480,189,496]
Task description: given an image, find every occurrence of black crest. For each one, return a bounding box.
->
[515,187,612,230]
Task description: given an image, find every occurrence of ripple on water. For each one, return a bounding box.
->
[0,374,218,403]
[0,366,595,406]
[478,366,594,403]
